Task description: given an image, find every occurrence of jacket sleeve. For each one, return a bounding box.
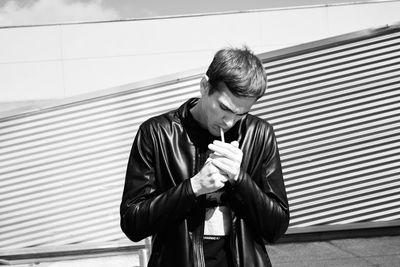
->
[120,122,197,242]
[229,123,290,243]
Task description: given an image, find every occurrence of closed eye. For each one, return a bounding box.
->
[220,103,248,117]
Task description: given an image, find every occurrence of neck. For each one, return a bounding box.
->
[190,99,206,129]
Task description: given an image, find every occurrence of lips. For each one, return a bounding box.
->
[216,126,225,133]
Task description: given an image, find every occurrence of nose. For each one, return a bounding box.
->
[222,114,236,128]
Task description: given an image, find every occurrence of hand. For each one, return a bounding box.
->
[208,140,243,182]
[190,159,228,196]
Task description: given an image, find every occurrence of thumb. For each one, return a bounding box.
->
[231,140,239,148]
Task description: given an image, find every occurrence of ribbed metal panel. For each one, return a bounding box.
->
[258,27,400,228]
[1,24,400,253]
[0,78,201,251]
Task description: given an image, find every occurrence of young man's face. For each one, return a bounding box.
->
[199,80,258,136]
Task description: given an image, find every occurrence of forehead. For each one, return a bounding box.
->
[213,82,257,114]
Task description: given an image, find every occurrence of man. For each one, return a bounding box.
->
[120,47,289,267]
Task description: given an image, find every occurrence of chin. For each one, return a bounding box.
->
[211,127,221,137]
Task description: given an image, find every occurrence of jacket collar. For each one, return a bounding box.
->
[178,98,240,149]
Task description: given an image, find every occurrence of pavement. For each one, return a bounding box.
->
[266,235,400,267]
[3,235,400,267]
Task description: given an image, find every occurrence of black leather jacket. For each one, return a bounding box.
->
[120,98,290,267]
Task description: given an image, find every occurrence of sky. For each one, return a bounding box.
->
[0,0,377,27]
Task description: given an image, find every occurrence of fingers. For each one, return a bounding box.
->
[210,157,231,174]
[208,142,242,166]
[207,162,228,184]
[208,140,242,182]
[209,140,238,151]
[210,157,239,183]
[208,141,242,159]
[214,176,227,188]
[193,159,228,195]
[219,174,228,183]
[202,170,227,193]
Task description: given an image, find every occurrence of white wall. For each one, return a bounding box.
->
[0,1,399,101]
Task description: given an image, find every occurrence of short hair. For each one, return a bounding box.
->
[205,46,267,98]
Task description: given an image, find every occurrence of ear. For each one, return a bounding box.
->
[200,76,209,96]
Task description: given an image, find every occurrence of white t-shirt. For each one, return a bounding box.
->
[204,206,232,236]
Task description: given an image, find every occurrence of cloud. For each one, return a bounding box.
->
[0,0,120,27]
[99,0,160,19]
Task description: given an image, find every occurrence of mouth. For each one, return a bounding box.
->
[217,125,226,133]
[212,125,223,136]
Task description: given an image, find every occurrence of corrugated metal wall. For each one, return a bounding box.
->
[1,23,399,254]
[259,25,400,228]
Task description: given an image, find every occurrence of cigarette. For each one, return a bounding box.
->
[220,127,225,143]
